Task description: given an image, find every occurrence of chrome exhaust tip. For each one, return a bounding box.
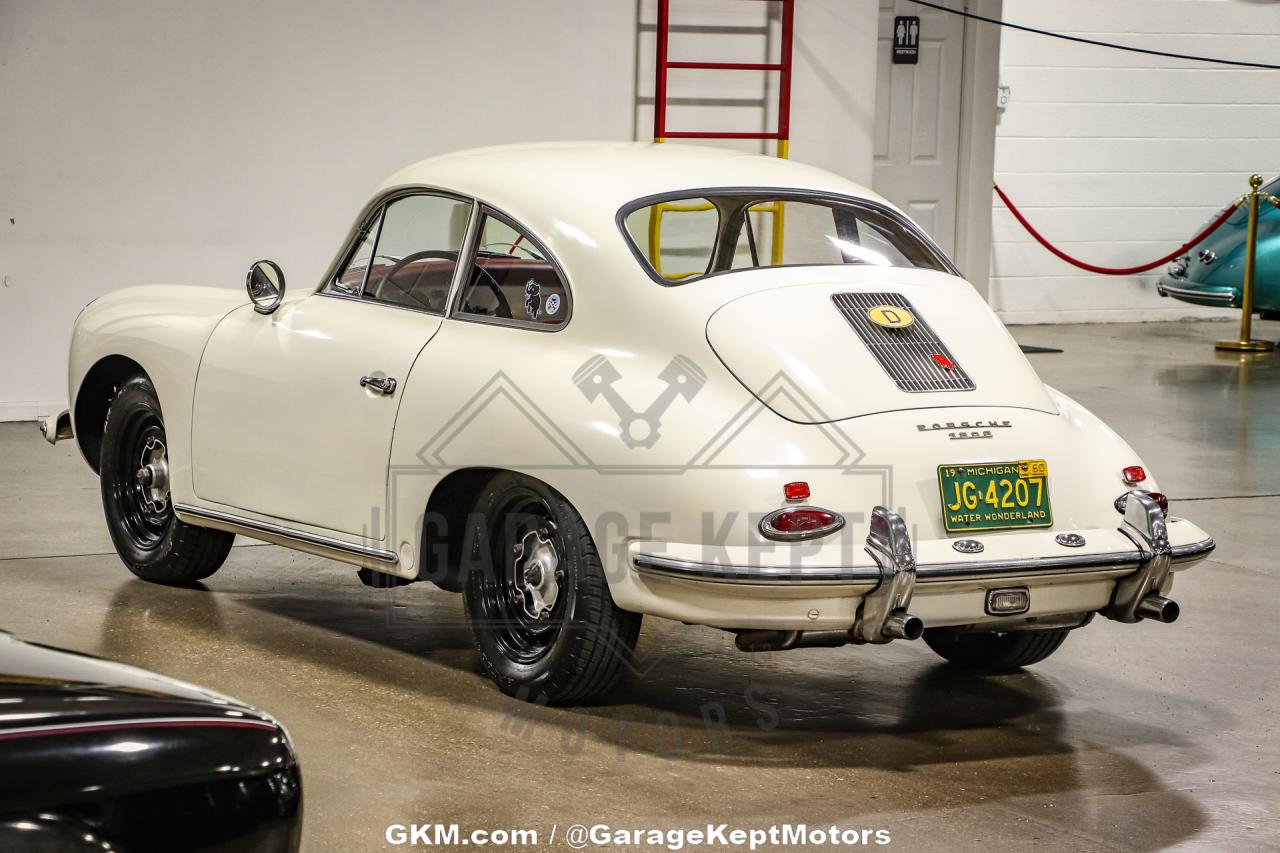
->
[1135,594,1180,624]
[883,612,924,641]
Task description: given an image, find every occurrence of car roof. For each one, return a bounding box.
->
[376,141,892,218]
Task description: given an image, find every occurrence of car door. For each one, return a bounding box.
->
[190,191,473,538]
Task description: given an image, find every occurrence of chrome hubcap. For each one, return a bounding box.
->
[135,436,170,513]
[514,528,559,621]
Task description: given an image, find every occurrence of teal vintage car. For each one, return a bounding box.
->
[1158,174,1280,318]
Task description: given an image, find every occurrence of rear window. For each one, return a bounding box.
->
[621,193,951,284]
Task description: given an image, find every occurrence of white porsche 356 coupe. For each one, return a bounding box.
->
[46,143,1214,704]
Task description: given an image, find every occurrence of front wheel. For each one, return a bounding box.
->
[922,627,1069,671]
[100,375,234,585]
[463,474,641,705]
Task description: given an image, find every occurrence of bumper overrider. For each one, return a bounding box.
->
[630,492,1214,646]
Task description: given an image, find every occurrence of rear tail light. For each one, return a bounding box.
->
[760,506,846,541]
[1114,490,1168,517]
[1122,466,1147,485]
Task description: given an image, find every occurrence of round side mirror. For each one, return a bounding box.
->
[246,260,286,314]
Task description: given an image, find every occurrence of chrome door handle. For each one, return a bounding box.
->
[360,376,397,396]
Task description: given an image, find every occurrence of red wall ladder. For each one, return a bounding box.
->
[653,0,795,159]
[650,0,797,270]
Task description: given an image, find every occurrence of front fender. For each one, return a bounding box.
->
[69,285,246,495]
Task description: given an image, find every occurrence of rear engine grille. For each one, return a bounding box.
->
[831,292,975,393]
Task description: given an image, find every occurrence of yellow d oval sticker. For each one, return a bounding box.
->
[867,305,915,329]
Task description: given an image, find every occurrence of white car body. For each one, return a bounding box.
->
[57,142,1212,647]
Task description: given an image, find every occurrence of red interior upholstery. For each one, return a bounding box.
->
[351,255,566,323]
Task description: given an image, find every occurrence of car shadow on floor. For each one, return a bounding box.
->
[83,569,1210,848]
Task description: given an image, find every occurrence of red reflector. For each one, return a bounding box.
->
[770,509,837,533]
[783,481,810,501]
[931,353,955,370]
[1123,466,1147,484]
[1147,491,1169,514]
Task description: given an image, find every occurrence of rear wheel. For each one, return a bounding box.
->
[100,375,233,584]
[463,474,641,705]
[923,627,1069,671]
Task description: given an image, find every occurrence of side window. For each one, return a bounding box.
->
[336,194,472,313]
[624,197,718,280]
[456,214,569,328]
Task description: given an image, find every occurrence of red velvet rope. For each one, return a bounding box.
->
[993,183,1241,275]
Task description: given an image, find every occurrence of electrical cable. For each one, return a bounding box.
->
[911,0,1280,70]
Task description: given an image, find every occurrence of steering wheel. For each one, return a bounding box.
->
[382,250,455,286]
[373,250,458,311]
[465,263,513,319]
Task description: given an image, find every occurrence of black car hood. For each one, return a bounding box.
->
[0,632,295,813]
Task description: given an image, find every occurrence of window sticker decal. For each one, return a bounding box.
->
[524,279,541,320]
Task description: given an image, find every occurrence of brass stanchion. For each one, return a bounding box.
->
[1217,174,1276,352]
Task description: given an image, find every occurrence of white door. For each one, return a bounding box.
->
[873,0,966,256]
[191,191,472,537]
[191,295,439,538]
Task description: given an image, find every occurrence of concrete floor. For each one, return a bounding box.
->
[2,318,1279,852]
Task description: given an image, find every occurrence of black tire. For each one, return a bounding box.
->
[923,627,1069,671]
[463,473,641,705]
[100,374,233,584]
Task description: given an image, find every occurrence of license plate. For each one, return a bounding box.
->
[937,460,1052,533]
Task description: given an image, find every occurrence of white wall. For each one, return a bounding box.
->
[0,0,879,420]
[989,0,1280,324]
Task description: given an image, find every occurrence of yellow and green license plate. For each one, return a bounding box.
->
[937,460,1052,533]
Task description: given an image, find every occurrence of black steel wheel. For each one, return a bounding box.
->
[100,375,233,584]
[923,627,1070,671]
[463,473,641,704]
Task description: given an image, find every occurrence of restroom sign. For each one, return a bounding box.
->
[892,15,920,64]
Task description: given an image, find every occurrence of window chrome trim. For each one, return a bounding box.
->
[175,504,398,567]
[443,200,483,318]
[317,185,572,332]
[447,203,573,333]
[318,185,476,316]
[616,186,961,287]
[353,203,386,298]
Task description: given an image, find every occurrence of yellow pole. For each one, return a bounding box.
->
[770,139,789,266]
[1217,174,1275,352]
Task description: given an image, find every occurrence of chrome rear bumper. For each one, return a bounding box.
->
[632,494,1214,642]
[632,535,1215,585]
